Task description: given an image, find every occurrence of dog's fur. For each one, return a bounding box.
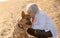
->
[13,11,34,38]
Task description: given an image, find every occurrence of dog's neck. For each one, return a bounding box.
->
[18,23,25,30]
[18,24,28,31]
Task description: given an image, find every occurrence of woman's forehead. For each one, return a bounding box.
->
[26,3,36,8]
[26,3,37,11]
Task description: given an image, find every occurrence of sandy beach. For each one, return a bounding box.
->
[0,0,60,38]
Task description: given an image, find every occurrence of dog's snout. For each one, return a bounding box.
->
[29,22,32,25]
[26,21,32,25]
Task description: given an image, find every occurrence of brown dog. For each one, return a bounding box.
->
[13,11,33,38]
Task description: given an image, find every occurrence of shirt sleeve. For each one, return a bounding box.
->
[37,14,46,29]
[46,16,58,38]
[32,12,46,30]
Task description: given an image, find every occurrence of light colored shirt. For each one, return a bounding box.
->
[32,9,58,38]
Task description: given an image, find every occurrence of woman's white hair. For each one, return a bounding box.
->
[26,3,38,13]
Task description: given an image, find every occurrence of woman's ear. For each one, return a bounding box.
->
[21,11,25,18]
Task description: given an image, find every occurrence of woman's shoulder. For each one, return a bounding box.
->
[37,9,48,16]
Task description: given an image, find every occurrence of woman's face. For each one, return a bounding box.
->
[27,11,35,18]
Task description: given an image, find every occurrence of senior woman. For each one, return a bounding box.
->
[26,3,58,38]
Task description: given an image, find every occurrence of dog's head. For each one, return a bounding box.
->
[20,11,32,25]
[18,11,32,29]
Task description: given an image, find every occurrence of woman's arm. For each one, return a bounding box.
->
[46,16,58,38]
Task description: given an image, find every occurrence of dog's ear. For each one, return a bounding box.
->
[21,11,25,18]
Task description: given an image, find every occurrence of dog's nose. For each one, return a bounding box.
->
[29,22,32,25]
[26,21,32,25]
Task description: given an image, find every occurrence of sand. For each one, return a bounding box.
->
[0,0,60,38]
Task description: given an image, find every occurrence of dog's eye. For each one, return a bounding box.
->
[26,18,30,20]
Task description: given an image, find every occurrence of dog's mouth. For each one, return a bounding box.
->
[26,22,32,25]
[26,21,32,25]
